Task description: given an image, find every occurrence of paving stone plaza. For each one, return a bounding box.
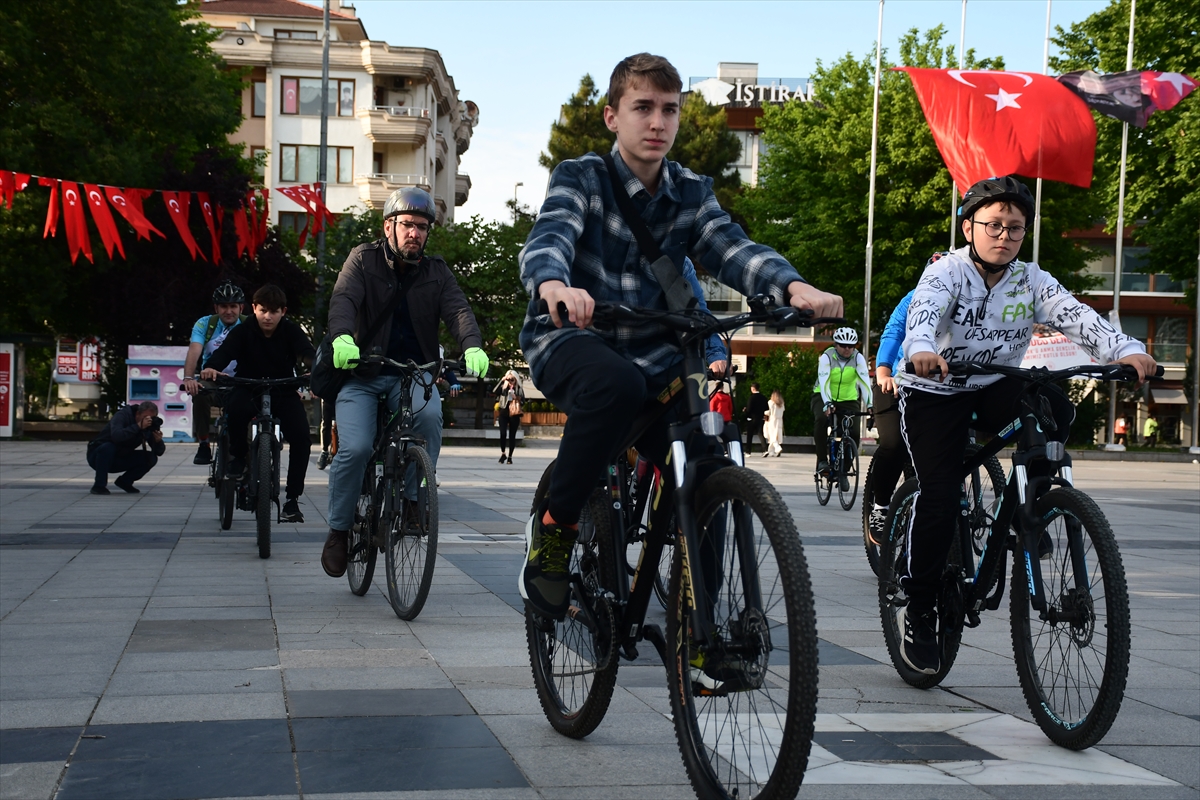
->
[1,440,1197,799]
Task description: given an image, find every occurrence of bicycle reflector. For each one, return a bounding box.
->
[701,411,724,437]
[1045,441,1065,462]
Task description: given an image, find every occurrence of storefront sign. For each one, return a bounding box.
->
[690,77,813,108]
[0,344,14,437]
[55,337,101,383]
[1020,333,1099,371]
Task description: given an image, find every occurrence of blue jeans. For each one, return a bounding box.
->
[327,373,442,531]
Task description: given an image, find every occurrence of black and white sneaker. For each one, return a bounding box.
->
[280,498,304,523]
[898,604,940,675]
[867,506,888,546]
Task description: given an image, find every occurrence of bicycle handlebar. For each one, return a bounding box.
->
[904,361,1164,383]
[353,354,462,374]
[213,374,310,389]
[536,298,844,341]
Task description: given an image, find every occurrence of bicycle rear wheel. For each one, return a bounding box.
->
[347,467,379,597]
[219,477,235,531]
[526,463,619,738]
[1010,487,1130,750]
[838,440,859,510]
[255,436,273,559]
[385,445,438,620]
[877,479,962,689]
[667,467,818,800]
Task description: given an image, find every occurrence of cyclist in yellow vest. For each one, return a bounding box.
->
[811,327,872,490]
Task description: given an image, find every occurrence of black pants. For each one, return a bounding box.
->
[88,443,157,488]
[537,336,680,526]
[812,395,861,467]
[870,383,906,507]
[743,419,765,453]
[225,387,312,499]
[899,378,1074,608]
[498,410,521,455]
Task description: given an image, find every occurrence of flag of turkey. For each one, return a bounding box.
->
[897,68,1097,189]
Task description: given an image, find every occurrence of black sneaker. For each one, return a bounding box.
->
[815,461,829,477]
[113,476,140,494]
[868,506,888,546]
[193,441,212,465]
[228,457,246,478]
[839,474,851,493]
[518,507,578,619]
[90,485,110,495]
[898,604,940,675]
[280,498,304,523]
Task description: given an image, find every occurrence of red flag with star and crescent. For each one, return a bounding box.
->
[897,68,1097,189]
[161,191,204,261]
[83,184,125,259]
[105,186,165,241]
[61,182,94,264]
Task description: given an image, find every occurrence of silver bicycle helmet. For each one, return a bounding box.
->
[832,327,858,346]
[212,281,245,304]
[383,187,436,222]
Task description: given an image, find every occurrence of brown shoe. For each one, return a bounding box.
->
[321,529,349,577]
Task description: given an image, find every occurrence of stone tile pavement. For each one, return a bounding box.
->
[0,440,1197,799]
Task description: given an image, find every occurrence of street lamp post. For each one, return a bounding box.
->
[513,182,523,220]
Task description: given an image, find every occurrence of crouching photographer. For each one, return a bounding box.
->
[86,401,166,494]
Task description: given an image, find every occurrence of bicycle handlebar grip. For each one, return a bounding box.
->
[903,362,943,377]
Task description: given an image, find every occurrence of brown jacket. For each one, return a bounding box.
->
[328,239,482,377]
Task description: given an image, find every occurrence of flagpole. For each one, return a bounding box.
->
[864,0,884,375]
[315,0,331,436]
[1032,0,1052,263]
[949,0,966,250]
[1105,0,1136,450]
[1191,218,1199,454]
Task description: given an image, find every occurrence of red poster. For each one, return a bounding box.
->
[80,339,100,382]
[0,351,11,429]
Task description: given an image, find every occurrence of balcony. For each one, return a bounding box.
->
[356,105,432,145]
[435,133,448,169]
[455,173,471,206]
[354,173,430,210]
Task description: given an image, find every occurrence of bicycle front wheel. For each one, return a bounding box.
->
[255,436,273,559]
[838,440,859,510]
[385,445,438,620]
[814,464,832,506]
[1010,487,1130,750]
[667,467,818,800]
[526,463,619,738]
[347,468,379,597]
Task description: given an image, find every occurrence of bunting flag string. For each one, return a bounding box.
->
[275,183,334,248]
[1,169,284,266]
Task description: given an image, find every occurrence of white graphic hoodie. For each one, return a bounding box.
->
[899,248,1145,394]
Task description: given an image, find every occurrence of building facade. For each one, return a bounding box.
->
[197,0,478,227]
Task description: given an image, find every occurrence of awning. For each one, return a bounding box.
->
[1151,387,1189,404]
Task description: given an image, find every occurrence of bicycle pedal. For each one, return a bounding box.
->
[965,610,982,628]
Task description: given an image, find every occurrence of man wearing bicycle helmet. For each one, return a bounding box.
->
[320,187,487,578]
[516,53,842,623]
[201,284,316,523]
[895,175,1155,675]
[182,281,245,465]
[811,327,872,491]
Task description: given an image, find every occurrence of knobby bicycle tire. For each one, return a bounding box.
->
[255,435,273,559]
[347,465,379,597]
[877,479,962,689]
[215,436,234,530]
[667,466,818,800]
[814,462,832,507]
[526,462,619,738]
[862,460,915,578]
[1010,487,1130,750]
[386,445,438,621]
[838,440,859,510]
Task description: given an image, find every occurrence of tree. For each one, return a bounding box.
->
[1051,0,1200,289]
[735,26,1098,336]
[538,76,743,212]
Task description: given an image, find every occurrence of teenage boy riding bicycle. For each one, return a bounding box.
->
[895,176,1155,675]
[516,53,842,622]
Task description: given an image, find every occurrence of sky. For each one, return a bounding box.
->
[351,0,1110,225]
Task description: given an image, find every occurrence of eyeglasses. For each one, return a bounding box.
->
[395,220,430,234]
[972,219,1027,241]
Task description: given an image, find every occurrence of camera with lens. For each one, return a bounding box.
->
[150,416,164,433]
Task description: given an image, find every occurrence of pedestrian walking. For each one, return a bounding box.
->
[1143,412,1159,447]
[765,390,785,457]
[742,383,770,454]
[494,370,525,464]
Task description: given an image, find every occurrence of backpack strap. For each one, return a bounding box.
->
[600,153,697,313]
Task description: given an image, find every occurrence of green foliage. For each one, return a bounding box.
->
[743,345,822,437]
[426,201,535,369]
[538,75,614,172]
[537,76,743,212]
[1051,0,1200,287]
[736,26,1098,336]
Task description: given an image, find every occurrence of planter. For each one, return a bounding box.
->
[526,412,567,426]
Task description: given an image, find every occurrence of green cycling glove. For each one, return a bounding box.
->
[332,335,360,369]
[464,347,489,378]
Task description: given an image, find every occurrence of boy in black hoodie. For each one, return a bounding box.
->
[202,284,315,522]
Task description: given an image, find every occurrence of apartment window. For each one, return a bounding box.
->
[281,77,354,116]
[278,212,307,234]
[372,152,384,174]
[1153,317,1188,363]
[279,145,353,184]
[275,29,317,40]
[252,81,266,117]
[249,146,266,180]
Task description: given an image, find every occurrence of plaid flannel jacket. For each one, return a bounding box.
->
[518,148,805,383]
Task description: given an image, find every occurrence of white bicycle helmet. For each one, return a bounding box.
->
[832,327,858,346]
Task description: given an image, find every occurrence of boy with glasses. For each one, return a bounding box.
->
[895,175,1155,675]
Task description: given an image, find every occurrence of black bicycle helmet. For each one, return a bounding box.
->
[212,281,245,304]
[958,176,1035,225]
[383,187,436,223]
